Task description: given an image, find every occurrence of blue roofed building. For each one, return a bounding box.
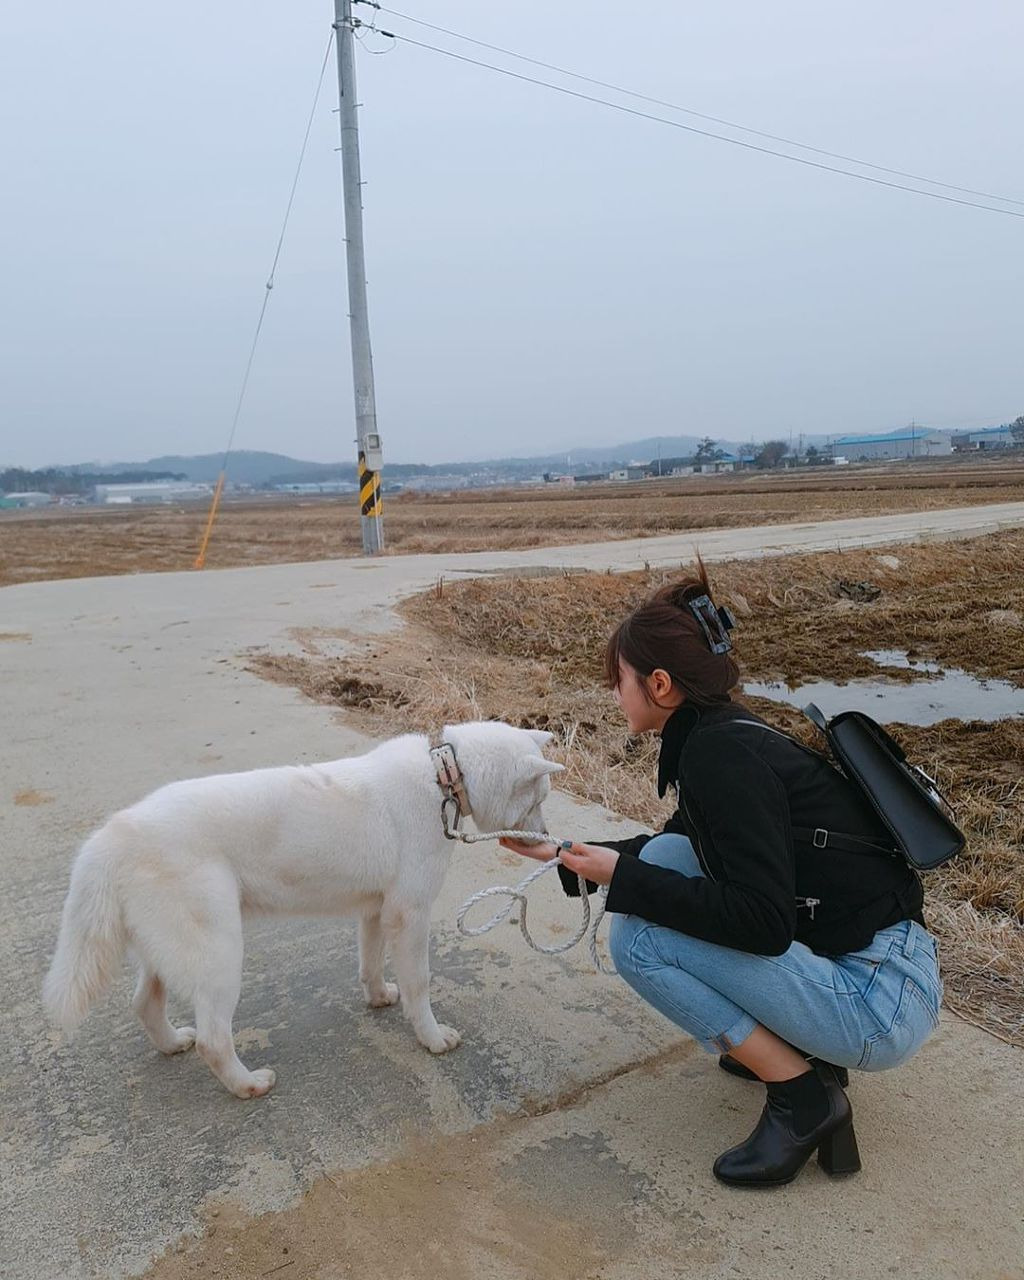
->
[830,428,951,461]
[950,425,1017,451]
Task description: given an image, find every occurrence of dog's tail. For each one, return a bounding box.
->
[43,830,126,1034]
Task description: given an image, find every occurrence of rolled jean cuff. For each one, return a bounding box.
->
[707,1012,758,1057]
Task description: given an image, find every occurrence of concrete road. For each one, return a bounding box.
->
[2,503,1023,1280]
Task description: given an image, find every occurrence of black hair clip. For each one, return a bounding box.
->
[688,594,736,654]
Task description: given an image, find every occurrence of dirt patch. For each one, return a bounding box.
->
[13,789,55,806]
[0,631,32,641]
[249,529,1024,1046]
[2,457,1023,587]
[144,1113,649,1280]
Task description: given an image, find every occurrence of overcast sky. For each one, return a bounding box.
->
[2,1,1021,468]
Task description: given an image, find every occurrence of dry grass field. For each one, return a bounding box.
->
[252,529,1024,1046]
[2,456,1023,587]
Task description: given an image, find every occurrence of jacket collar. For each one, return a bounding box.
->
[657,705,700,796]
[656,701,746,796]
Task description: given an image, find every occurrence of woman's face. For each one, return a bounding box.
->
[613,660,682,733]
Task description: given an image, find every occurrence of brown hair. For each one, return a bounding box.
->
[603,556,740,707]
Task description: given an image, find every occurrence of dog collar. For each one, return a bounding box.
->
[430,740,473,838]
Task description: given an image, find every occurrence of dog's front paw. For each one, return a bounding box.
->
[423,1024,461,1055]
[366,982,400,1009]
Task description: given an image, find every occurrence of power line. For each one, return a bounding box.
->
[218,30,337,468]
[371,4,1024,210]
[354,5,1023,221]
[367,25,1024,221]
[195,29,336,570]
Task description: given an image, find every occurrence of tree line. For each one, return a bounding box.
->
[0,467,186,495]
[649,437,800,473]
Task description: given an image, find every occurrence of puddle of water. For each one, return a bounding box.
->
[862,649,943,675]
[744,650,1024,726]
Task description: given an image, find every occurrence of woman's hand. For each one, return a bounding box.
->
[558,842,620,886]
[498,837,559,862]
[498,838,621,886]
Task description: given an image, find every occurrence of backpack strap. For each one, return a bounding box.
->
[791,826,900,858]
[708,716,901,861]
[707,717,828,763]
[802,702,829,733]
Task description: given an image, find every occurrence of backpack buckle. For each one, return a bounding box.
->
[813,828,829,848]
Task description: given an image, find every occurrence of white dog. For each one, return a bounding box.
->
[43,722,562,1098]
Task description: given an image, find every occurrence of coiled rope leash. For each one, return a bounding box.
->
[430,740,614,973]
[448,819,613,974]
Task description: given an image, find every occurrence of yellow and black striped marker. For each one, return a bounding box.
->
[358,451,383,519]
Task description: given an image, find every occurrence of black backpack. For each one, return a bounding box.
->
[801,703,965,871]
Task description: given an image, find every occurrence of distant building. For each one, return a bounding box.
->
[609,466,647,481]
[950,426,1016,451]
[272,481,358,495]
[401,474,471,492]
[0,490,52,508]
[829,429,950,461]
[573,472,609,484]
[698,452,738,474]
[93,481,212,504]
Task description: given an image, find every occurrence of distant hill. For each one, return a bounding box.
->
[51,425,965,487]
[108,451,506,485]
[113,451,318,485]
[522,436,705,466]
[85,441,725,483]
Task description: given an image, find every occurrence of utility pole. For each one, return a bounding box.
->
[334,0,384,553]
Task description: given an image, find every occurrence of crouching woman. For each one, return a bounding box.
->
[501,566,942,1188]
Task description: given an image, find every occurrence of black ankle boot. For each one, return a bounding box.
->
[718,1053,850,1089]
[713,1063,861,1188]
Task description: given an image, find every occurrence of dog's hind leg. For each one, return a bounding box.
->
[383,904,460,1054]
[359,910,398,1009]
[132,966,196,1055]
[189,890,275,1099]
[194,985,274,1100]
[123,859,272,1097]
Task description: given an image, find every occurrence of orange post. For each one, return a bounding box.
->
[193,471,226,569]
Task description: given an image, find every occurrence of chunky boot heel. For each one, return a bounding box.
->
[818,1119,861,1177]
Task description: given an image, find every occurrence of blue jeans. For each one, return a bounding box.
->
[608,834,943,1071]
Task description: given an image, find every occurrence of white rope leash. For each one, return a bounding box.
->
[453,827,614,974]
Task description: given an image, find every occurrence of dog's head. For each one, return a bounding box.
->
[442,721,564,838]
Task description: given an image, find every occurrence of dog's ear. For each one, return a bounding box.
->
[525,729,554,747]
[516,755,565,779]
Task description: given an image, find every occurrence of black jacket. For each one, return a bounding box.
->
[563,702,924,957]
